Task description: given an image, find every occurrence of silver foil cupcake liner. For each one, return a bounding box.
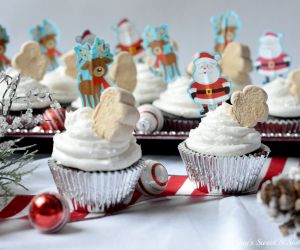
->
[255,118,300,135]
[178,142,270,193]
[48,159,145,213]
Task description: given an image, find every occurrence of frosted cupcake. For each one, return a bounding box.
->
[133,62,166,105]
[153,76,202,131]
[179,86,270,193]
[256,70,300,134]
[49,87,144,212]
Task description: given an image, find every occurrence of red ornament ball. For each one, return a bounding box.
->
[29,193,70,233]
[40,108,66,131]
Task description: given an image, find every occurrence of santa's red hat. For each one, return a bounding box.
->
[81,30,92,40]
[117,18,129,28]
[195,52,221,64]
[264,31,278,38]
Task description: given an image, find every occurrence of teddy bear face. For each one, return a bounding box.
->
[40,34,57,50]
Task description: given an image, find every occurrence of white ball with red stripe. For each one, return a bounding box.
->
[136,160,168,196]
[136,104,164,133]
[40,108,66,131]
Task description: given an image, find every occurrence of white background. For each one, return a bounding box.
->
[2,0,300,83]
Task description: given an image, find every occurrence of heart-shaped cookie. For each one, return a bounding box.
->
[12,41,49,80]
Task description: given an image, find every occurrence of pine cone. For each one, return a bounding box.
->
[258,166,300,238]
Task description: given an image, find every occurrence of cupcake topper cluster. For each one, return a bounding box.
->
[287,69,300,100]
[211,10,241,54]
[255,31,291,84]
[30,19,62,71]
[188,51,232,114]
[74,37,113,108]
[228,85,268,128]
[142,24,180,83]
[0,25,10,71]
[114,18,144,60]
[12,41,49,80]
[93,87,140,142]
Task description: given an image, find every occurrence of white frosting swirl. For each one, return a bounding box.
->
[186,103,261,156]
[41,66,78,104]
[263,77,300,117]
[71,97,82,109]
[153,76,202,118]
[52,107,141,171]
[133,63,166,104]
[0,75,51,111]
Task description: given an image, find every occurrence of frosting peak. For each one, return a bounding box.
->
[186,103,261,156]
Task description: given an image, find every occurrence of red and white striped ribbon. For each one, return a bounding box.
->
[0,157,298,222]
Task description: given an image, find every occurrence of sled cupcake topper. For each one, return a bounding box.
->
[74,37,113,108]
[211,10,241,54]
[255,31,291,84]
[30,19,62,72]
[0,25,10,71]
[188,51,232,115]
[114,18,144,60]
[142,24,180,83]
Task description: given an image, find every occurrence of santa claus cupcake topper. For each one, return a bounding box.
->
[113,18,144,60]
[74,37,113,108]
[255,31,291,84]
[30,19,62,72]
[211,10,241,54]
[142,24,180,83]
[188,51,232,114]
[0,25,10,71]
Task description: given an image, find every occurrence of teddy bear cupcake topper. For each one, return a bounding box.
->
[211,10,241,54]
[188,51,232,114]
[74,37,113,108]
[0,25,10,71]
[30,19,62,72]
[255,32,291,84]
[113,18,144,60]
[142,24,180,83]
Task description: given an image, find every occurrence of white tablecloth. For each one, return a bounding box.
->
[1,155,299,250]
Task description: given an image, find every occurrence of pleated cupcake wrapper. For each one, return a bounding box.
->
[178,142,270,193]
[48,159,145,213]
[162,117,201,132]
[255,118,300,135]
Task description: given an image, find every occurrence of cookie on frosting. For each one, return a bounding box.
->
[220,42,253,85]
[93,87,140,142]
[287,68,300,100]
[109,51,137,92]
[62,50,77,79]
[12,41,49,80]
[228,85,268,127]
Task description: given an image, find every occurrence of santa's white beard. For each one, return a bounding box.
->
[259,44,282,59]
[194,69,219,84]
[119,30,140,45]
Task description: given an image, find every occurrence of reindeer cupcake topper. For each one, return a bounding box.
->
[255,31,291,84]
[142,24,180,83]
[74,37,113,108]
[114,18,144,60]
[188,51,232,115]
[211,10,241,54]
[30,19,62,72]
[0,25,10,71]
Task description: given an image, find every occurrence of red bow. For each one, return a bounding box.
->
[92,77,111,89]
[47,48,62,57]
[154,54,166,68]
[0,55,10,65]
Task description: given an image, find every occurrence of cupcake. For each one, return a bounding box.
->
[153,76,202,131]
[49,87,145,212]
[133,62,166,105]
[1,41,52,115]
[255,72,300,135]
[179,86,270,193]
[41,50,78,106]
